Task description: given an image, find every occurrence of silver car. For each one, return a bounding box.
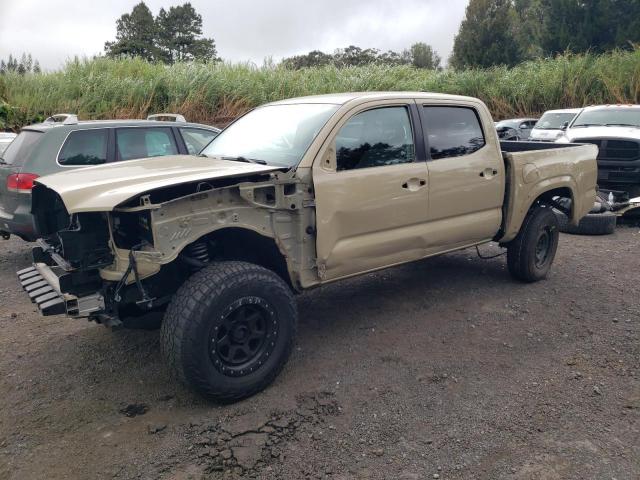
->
[495,118,538,141]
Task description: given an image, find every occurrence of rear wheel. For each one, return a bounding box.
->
[160,261,297,402]
[507,205,559,282]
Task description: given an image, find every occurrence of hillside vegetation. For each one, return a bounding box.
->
[1,48,639,130]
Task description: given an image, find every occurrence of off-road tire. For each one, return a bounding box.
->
[507,205,559,283]
[554,210,616,236]
[160,261,297,402]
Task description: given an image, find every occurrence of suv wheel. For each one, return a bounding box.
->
[161,261,297,402]
[507,205,559,282]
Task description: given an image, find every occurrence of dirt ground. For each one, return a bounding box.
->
[0,227,638,480]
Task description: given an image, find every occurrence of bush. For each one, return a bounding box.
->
[2,49,639,129]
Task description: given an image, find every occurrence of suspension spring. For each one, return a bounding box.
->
[185,240,210,264]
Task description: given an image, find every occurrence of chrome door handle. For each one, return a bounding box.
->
[402,178,427,191]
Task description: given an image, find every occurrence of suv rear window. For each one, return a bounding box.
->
[116,127,178,161]
[1,130,42,166]
[180,127,218,154]
[58,129,108,166]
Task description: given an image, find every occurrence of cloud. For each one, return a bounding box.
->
[0,0,467,69]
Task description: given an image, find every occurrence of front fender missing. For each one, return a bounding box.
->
[105,178,320,290]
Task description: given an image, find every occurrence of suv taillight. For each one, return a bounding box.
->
[7,173,39,193]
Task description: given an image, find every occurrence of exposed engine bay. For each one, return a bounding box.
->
[24,170,316,327]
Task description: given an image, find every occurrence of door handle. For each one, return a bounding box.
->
[402,178,427,191]
[480,168,499,178]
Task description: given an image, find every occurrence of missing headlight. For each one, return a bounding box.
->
[112,211,154,249]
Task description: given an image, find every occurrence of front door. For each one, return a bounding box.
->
[313,102,430,281]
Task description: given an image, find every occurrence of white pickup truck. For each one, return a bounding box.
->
[558,105,640,193]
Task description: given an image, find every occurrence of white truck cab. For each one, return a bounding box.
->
[557,105,640,189]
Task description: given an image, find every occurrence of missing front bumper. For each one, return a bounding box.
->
[17,263,105,317]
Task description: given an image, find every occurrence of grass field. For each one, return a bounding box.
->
[1,48,639,129]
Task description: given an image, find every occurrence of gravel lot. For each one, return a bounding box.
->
[0,228,638,480]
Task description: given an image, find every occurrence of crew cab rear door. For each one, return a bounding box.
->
[313,100,429,281]
[418,103,504,249]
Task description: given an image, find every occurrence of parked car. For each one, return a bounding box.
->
[0,132,17,157]
[18,92,597,401]
[529,108,582,142]
[0,114,220,240]
[557,105,640,192]
[495,118,538,140]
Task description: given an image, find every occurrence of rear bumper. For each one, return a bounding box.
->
[17,262,105,317]
[0,202,37,241]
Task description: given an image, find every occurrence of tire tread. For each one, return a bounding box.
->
[160,261,297,402]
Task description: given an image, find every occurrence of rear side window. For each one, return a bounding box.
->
[1,130,42,166]
[422,106,486,160]
[180,127,218,154]
[116,127,178,161]
[58,129,108,166]
[336,106,415,171]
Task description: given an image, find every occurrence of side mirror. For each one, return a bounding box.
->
[561,121,569,131]
[519,123,528,130]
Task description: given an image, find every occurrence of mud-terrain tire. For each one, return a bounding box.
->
[554,210,616,236]
[160,261,297,402]
[507,205,559,283]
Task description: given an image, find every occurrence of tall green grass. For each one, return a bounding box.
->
[1,48,639,130]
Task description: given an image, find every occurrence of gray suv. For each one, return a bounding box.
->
[0,115,219,240]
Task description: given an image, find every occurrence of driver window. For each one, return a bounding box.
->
[336,106,415,171]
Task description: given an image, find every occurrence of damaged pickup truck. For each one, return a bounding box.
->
[17,92,598,401]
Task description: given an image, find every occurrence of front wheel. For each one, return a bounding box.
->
[507,205,559,282]
[161,261,297,402]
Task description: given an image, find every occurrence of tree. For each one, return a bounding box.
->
[0,53,40,75]
[513,0,545,59]
[155,3,218,63]
[450,0,523,69]
[409,42,441,69]
[282,50,334,69]
[333,46,381,67]
[104,2,159,61]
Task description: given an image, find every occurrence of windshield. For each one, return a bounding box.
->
[201,103,339,167]
[572,108,640,128]
[0,130,42,166]
[535,112,577,130]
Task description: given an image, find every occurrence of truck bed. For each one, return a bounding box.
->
[499,141,599,242]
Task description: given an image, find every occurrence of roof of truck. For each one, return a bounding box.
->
[266,91,478,106]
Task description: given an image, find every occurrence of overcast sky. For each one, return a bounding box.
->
[0,0,468,70]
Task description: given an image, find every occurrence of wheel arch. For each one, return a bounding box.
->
[180,226,295,289]
[500,180,576,243]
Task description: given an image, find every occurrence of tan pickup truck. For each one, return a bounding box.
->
[18,92,598,401]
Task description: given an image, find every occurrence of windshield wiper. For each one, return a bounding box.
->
[604,123,639,128]
[221,156,268,165]
[571,123,606,128]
